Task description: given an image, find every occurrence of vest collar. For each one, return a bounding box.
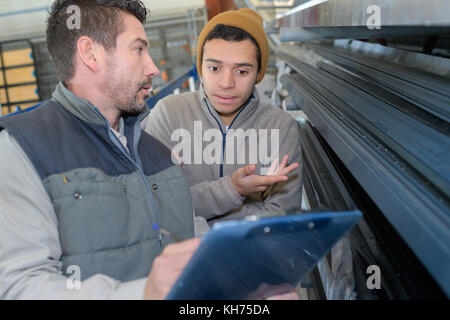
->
[52,81,150,129]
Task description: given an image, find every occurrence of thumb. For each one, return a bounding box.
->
[241,164,256,177]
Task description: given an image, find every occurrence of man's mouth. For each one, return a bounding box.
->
[214,94,237,103]
[139,81,153,94]
[141,84,152,92]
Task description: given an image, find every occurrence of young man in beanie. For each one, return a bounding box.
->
[145,9,303,225]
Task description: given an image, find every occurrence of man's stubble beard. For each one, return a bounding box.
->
[104,58,151,115]
[104,77,150,115]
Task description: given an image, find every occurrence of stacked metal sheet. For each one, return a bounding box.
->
[280,42,450,298]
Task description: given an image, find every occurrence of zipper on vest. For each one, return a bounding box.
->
[105,121,163,251]
[158,232,163,248]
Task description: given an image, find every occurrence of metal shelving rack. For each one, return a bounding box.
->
[26,7,207,105]
[0,39,41,115]
[237,0,450,300]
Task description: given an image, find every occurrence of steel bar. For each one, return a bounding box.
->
[278,0,450,40]
[280,64,450,297]
[307,43,450,123]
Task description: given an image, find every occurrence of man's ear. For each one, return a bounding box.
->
[76,36,101,73]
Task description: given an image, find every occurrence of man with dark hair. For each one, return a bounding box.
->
[145,9,303,225]
[0,0,200,299]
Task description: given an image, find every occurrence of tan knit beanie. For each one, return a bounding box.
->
[196,8,269,84]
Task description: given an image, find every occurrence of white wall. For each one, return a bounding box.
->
[144,0,205,15]
[0,0,205,42]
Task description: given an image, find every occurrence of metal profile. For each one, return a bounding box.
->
[278,0,450,40]
[280,58,450,296]
[306,43,450,123]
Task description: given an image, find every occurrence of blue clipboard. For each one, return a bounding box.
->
[166,211,362,300]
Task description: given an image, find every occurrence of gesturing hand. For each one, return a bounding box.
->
[231,155,299,197]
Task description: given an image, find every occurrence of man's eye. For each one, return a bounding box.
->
[237,70,248,76]
[209,66,219,72]
[136,47,143,54]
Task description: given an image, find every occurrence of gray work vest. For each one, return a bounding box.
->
[0,88,194,282]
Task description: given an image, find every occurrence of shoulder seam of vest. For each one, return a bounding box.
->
[3,119,47,179]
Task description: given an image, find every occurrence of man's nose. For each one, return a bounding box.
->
[218,69,235,89]
[144,53,160,78]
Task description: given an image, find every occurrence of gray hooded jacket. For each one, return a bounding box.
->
[144,85,303,223]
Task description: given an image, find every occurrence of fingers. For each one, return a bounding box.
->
[266,158,279,176]
[144,238,202,300]
[247,283,299,300]
[252,175,288,187]
[236,164,257,178]
[145,253,193,300]
[247,283,270,299]
[267,155,300,177]
[279,155,289,170]
[232,159,299,196]
[260,283,295,298]
[244,164,257,176]
[278,162,300,176]
[154,251,195,274]
[266,290,300,300]
[254,186,268,193]
[162,237,201,256]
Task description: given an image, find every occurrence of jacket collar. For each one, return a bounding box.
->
[52,81,150,129]
[199,81,260,131]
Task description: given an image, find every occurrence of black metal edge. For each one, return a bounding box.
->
[281,71,450,298]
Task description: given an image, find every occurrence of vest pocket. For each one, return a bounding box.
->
[147,168,194,239]
[50,178,131,255]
